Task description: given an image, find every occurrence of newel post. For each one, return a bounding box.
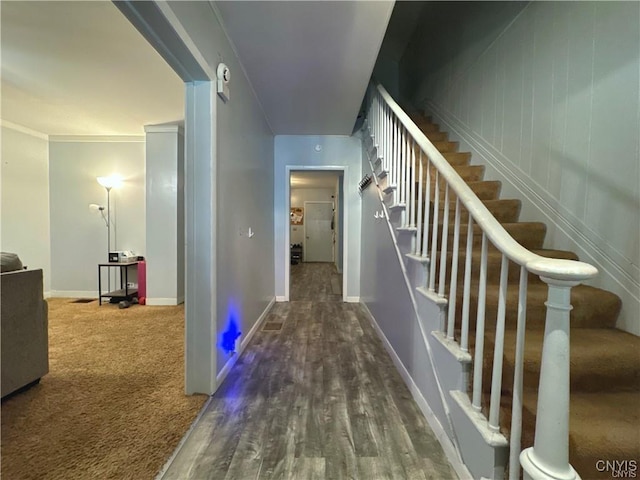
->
[520,276,581,480]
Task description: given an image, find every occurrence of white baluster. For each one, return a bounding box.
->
[393,115,399,188]
[400,128,406,211]
[415,150,424,255]
[378,93,382,157]
[472,233,488,411]
[371,95,376,143]
[384,103,390,174]
[422,159,431,259]
[389,115,395,186]
[410,140,416,228]
[404,137,413,228]
[438,185,450,298]
[460,216,474,352]
[489,254,509,432]
[395,124,404,204]
[428,171,439,292]
[405,129,410,213]
[509,266,528,480]
[446,198,461,340]
[376,94,380,147]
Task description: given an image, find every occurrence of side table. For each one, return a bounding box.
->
[98,261,139,305]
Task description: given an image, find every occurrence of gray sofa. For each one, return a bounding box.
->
[1,265,49,398]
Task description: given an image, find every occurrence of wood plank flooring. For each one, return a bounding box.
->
[162,263,457,480]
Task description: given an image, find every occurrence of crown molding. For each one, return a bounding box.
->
[0,120,49,140]
[49,135,145,143]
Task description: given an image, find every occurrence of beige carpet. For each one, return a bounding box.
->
[1,298,207,480]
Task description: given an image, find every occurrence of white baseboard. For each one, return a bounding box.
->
[216,297,276,386]
[361,302,472,480]
[44,291,52,299]
[146,298,180,306]
[275,296,286,302]
[345,296,360,303]
[49,290,97,298]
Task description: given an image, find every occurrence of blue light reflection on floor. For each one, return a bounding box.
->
[219,303,242,355]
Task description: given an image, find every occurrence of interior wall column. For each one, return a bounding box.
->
[144,124,185,306]
[184,81,217,395]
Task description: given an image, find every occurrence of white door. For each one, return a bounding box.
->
[304,201,334,262]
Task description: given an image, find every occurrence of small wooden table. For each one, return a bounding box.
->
[98,261,138,305]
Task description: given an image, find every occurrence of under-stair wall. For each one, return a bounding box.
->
[400,1,640,335]
[359,126,511,480]
[359,121,546,478]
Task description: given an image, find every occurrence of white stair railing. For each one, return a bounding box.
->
[365,82,596,480]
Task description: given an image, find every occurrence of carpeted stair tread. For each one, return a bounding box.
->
[425,131,449,142]
[429,198,522,224]
[432,140,459,152]
[416,122,440,133]
[460,283,620,330]
[496,391,640,479]
[408,111,429,123]
[429,222,547,250]
[442,152,472,166]
[515,391,640,480]
[422,165,485,182]
[426,180,502,202]
[565,392,640,479]
[498,328,640,393]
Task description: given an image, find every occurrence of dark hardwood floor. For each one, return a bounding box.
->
[162,262,456,480]
[290,262,342,301]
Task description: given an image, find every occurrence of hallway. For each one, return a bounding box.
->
[162,263,456,479]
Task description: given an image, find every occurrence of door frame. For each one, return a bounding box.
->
[303,201,335,263]
[285,166,347,302]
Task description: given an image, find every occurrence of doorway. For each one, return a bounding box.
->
[288,170,345,301]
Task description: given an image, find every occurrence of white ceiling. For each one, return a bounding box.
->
[0,1,184,136]
[0,1,393,137]
[215,1,394,135]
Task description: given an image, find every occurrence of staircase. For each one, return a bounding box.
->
[409,113,640,479]
[364,83,640,480]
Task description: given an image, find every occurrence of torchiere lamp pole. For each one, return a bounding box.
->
[97,175,123,293]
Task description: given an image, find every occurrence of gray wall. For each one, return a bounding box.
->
[164,1,275,377]
[401,1,528,104]
[48,138,146,295]
[1,125,51,293]
[274,135,362,301]
[401,1,640,335]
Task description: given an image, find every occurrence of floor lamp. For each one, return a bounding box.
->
[97,175,123,291]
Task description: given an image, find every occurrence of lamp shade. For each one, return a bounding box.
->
[97,175,123,189]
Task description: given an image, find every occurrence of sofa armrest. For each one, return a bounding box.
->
[1,269,49,397]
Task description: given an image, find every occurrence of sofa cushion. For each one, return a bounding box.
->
[1,252,23,273]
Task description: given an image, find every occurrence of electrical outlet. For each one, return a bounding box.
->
[127,282,136,288]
